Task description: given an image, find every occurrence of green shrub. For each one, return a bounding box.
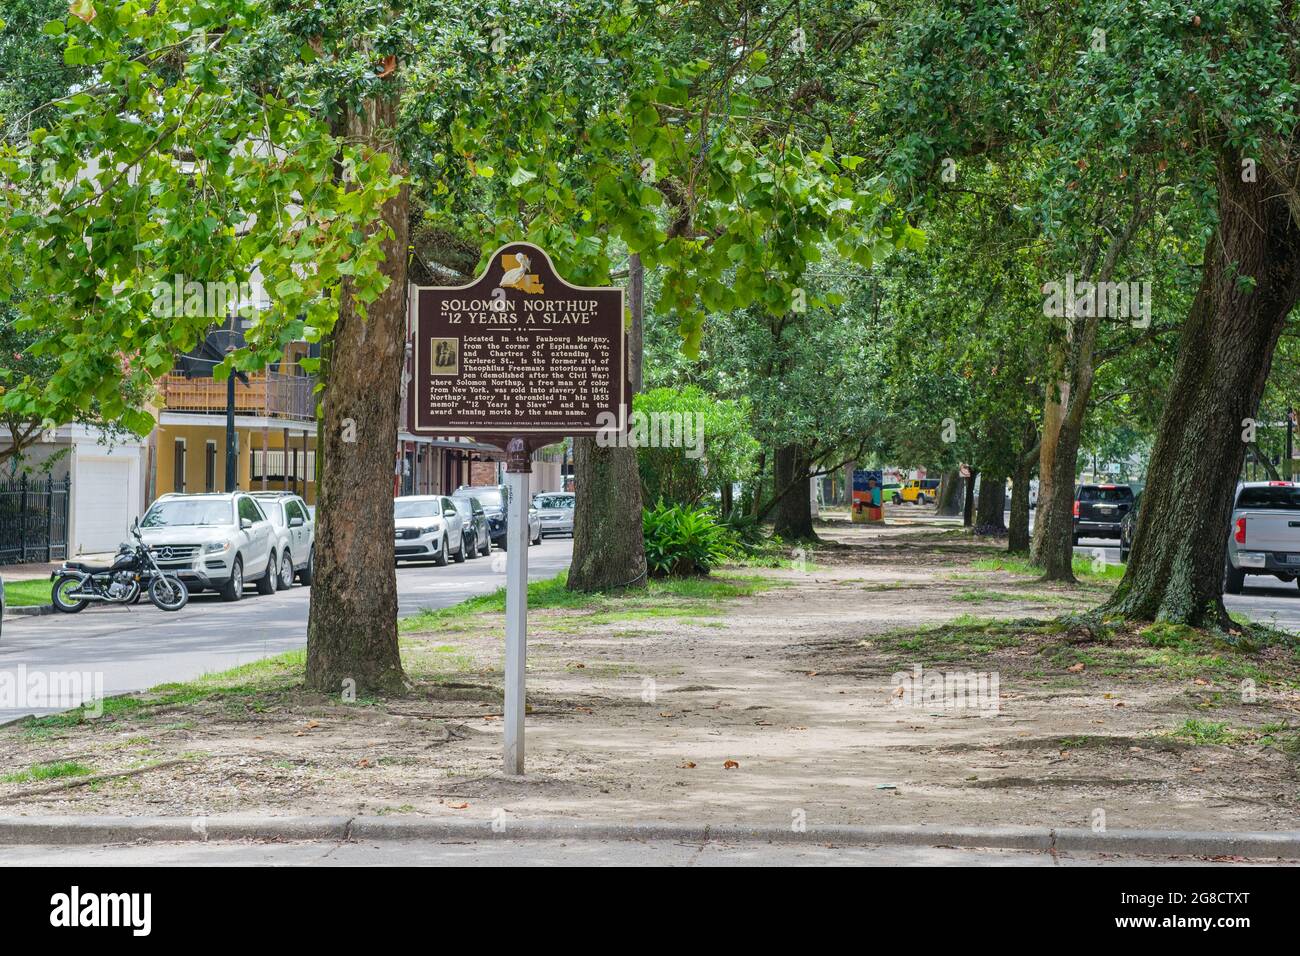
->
[634,386,758,506]
[643,501,739,577]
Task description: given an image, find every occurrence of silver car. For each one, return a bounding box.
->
[533,492,575,537]
[394,495,467,565]
[252,492,316,588]
[138,493,276,601]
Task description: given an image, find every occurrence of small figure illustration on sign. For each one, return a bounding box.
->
[431,337,459,375]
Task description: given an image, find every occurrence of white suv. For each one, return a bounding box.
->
[252,492,316,589]
[394,495,466,565]
[139,493,277,601]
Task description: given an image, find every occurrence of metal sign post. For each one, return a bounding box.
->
[503,439,530,776]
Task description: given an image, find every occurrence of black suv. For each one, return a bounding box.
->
[1072,483,1134,545]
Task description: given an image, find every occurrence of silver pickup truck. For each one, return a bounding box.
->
[1225,481,1300,593]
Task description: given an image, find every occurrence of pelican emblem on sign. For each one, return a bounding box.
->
[499,253,543,294]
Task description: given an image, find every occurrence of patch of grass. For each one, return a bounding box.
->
[1,760,94,783]
[399,570,781,633]
[971,555,1124,582]
[1165,719,1242,745]
[3,578,52,607]
[876,615,1064,660]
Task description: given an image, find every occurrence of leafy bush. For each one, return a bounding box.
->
[643,501,739,577]
[634,386,758,506]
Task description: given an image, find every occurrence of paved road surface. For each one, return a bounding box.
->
[0,838,1273,866]
[0,538,573,723]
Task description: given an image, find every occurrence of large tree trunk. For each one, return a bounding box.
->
[935,468,962,516]
[1009,459,1032,552]
[1032,352,1067,558]
[962,470,977,527]
[975,472,1007,533]
[568,438,646,589]
[771,444,816,539]
[568,255,646,592]
[305,98,408,696]
[1102,154,1300,626]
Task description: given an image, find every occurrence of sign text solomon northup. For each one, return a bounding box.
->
[411,242,626,439]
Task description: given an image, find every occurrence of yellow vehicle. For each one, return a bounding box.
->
[899,478,942,505]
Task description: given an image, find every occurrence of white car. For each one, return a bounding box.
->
[252,492,316,589]
[394,495,466,565]
[533,492,575,537]
[138,492,277,601]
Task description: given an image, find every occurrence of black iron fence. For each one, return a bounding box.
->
[0,475,70,565]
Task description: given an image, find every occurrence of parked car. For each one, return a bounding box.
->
[883,482,903,504]
[252,492,315,587]
[533,492,575,537]
[453,484,541,548]
[394,495,466,565]
[1072,483,1134,544]
[1224,481,1300,594]
[138,492,277,601]
[450,496,492,558]
[899,478,941,505]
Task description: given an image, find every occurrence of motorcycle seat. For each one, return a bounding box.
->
[64,562,113,573]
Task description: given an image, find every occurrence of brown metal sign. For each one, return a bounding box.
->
[409,242,626,447]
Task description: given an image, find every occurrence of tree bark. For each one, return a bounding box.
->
[1031,352,1067,558]
[1008,432,1037,552]
[568,437,647,590]
[1102,153,1300,626]
[935,468,962,516]
[975,472,1007,533]
[568,254,646,592]
[962,471,977,527]
[305,97,408,696]
[771,444,816,539]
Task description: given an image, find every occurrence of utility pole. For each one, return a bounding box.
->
[1288,406,1295,480]
[225,345,238,491]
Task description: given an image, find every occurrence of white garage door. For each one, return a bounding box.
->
[76,457,133,554]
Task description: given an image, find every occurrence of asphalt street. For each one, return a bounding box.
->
[0,537,574,723]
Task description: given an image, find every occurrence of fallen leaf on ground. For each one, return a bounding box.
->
[447,802,469,810]
[680,761,696,769]
[723,759,740,769]
[1067,663,1085,673]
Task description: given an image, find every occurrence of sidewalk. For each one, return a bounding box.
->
[2,554,116,582]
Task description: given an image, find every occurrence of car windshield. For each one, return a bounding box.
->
[1079,486,1133,502]
[464,489,502,509]
[394,499,440,519]
[257,502,285,526]
[142,499,233,527]
[1236,486,1300,511]
[535,495,573,509]
[452,499,472,518]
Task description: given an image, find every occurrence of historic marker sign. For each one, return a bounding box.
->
[411,242,626,442]
[408,242,626,777]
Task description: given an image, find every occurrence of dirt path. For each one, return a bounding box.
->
[3,516,1298,831]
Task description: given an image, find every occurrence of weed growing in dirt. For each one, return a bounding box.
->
[1,760,93,783]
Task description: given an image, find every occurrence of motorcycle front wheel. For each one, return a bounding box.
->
[51,574,90,613]
[148,575,189,612]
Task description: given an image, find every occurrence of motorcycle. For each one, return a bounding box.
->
[51,519,189,613]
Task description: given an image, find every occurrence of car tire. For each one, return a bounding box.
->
[1071,534,1080,546]
[433,535,449,567]
[1119,546,1129,564]
[463,531,477,559]
[892,493,901,504]
[480,534,491,557]
[919,494,928,505]
[298,548,314,586]
[220,558,244,602]
[279,550,295,590]
[453,534,466,563]
[531,527,542,546]
[256,554,277,595]
[1224,562,1245,595]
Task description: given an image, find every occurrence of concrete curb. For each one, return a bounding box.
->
[3,604,54,619]
[1,816,1298,856]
